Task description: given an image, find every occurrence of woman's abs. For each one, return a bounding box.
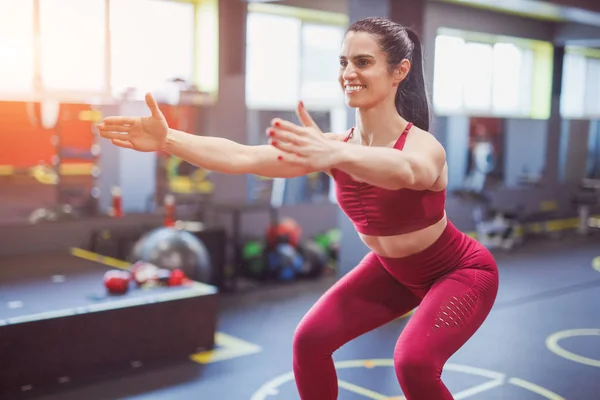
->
[358,213,448,258]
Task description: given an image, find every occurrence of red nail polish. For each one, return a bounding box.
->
[274,121,280,127]
[269,129,275,136]
[277,156,283,161]
[271,140,277,145]
[299,101,304,108]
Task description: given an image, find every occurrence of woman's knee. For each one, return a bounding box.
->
[293,311,345,358]
[292,321,318,353]
[293,320,332,355]
[394,350,441,383]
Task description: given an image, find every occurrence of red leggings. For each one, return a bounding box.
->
[293,221,499,400]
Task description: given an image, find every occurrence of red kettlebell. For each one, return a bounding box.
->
[104,270,130,295]
[168,269,186,286]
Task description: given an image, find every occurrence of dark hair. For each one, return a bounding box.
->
[346,17,430,131]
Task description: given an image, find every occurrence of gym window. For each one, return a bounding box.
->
[110,0,196,99]
[245,3,347,111]
[39,0,106,93]
[560,47,600,119]
[0,0,215,103]
[433,29,552,119]
[245,12,302,110]
[0,0,35,98]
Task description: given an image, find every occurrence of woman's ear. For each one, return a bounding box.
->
[394,59,411,85]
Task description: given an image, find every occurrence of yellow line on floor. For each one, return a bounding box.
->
[545,329,600,368]
[592,256,600,273]
[453,379,504,399]
[190,332,262,364]
[508,378,566,400]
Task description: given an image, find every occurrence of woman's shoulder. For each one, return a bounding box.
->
[406,125,444,151]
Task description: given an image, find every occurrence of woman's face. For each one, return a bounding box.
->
[338,31,407,110]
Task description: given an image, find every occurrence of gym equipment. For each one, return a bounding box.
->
[241,239,267,280]
[266,217,302,247]
[88,223,229,289]
[265,243,304,281]
[242,237,330,281]
[28,204,79,224]
[464,140,497,193]
[453,190,524,250]
[297,241,329,278]
[473,207,524,250]
[574,178,600,235]
[130,261,188,288]
[455,127,524,250]
[130,261,160,286]
[103,270,131,295]
[26,100,103,217]
[168,269,187,286]
[130,227,213,284]
[313,229,341,262]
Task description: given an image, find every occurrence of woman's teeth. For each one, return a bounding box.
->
[346,85,365,92]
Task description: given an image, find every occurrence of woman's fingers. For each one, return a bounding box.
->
[102,116,137,126]
[270,138,296,154]
[145,93,164,119]
[99,130,130,140]
[98,124,130,133]
[295,101,318,129]
[270,118,306,136]
[98,122,134,140]
[267,127,304,145]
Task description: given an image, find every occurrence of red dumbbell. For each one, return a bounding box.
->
[168,269,186,286]
[104,270,131,295]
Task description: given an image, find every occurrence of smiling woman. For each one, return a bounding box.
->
[98,16,499,400]
[338,19,430,132]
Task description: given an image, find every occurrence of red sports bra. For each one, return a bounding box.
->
[331,122,446,236]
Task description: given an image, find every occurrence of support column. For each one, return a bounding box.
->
[543,45,565,186]
[207,0,248,203]
[338,0,428,277]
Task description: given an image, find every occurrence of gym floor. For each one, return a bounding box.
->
[15,235,600,400]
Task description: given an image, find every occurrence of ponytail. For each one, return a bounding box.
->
[394,28,430,131]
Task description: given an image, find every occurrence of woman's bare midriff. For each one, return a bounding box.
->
[358,213,448,258]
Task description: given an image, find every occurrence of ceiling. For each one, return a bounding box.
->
[244,0,600,28]
[435,0,600,27]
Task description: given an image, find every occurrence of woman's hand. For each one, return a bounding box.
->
[267,101,344,170]
[97,93,169,152]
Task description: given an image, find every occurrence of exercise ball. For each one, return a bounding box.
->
[130,227,213,284]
